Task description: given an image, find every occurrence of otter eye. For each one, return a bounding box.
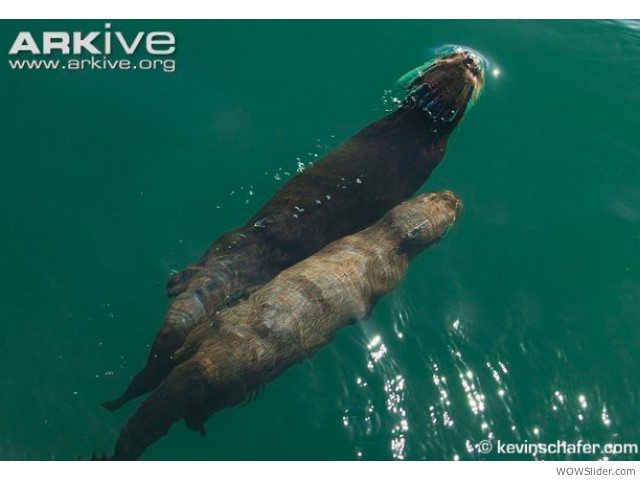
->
[462,57,481,74]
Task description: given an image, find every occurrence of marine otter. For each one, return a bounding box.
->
[102,49,483,411]
[108,190,462,460]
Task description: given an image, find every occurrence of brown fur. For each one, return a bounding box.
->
[109,191,462,460]
[103,50,482,412]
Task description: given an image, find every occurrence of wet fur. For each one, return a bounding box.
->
[109,191,462,460]
[103,50,482,412]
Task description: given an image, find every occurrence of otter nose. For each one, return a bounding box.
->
[461,51,482,76]
[436,190,463,216]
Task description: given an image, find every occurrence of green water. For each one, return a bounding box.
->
[1,20,639,461]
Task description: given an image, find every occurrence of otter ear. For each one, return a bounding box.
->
[406,225,424,240]
[399,225,425,254]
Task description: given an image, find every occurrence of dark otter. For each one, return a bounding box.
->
[102,49,483,411]
[108,191,463,460]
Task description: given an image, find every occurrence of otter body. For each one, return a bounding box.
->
[103,50,484,411]
[109,191,462,460]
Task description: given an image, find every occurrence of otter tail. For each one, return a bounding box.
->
[109,356,212,460]
[103,293,208,411]
[110,387,184,460]
[101,352,174,411]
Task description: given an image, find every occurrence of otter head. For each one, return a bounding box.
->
[388,191,463,257]
[398,48,484,133]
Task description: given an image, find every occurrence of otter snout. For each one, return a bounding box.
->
[434,189,463,221]
[461,50,483,76]
[389,191,463,255]
[400,47,485,129]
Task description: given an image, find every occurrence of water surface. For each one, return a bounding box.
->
[0,20,638,460]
